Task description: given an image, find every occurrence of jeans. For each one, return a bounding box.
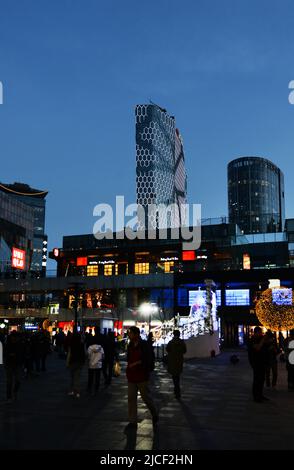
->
[172,375,181,397]
[6,366,21,400]
[265,361,278,387]
[127,381,158,424]
[69,365,83,393]
[252,365,266,400]
[87,368,101,392]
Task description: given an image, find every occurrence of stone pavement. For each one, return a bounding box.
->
[0,349,294,450]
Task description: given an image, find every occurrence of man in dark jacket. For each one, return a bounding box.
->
[4,331,24,402]
[125,326,158,430]
[166,330,187,399]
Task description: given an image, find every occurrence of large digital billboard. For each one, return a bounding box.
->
[272,288,292,306]
[225,289,250,306]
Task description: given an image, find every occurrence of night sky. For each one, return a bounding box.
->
[1,0,294,270]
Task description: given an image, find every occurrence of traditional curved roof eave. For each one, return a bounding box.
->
[0,183,48,198]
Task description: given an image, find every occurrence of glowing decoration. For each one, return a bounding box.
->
[255,287,294,331]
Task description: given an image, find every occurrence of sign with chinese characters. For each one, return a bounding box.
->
[12,247,26,270]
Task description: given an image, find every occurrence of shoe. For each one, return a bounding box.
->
[75,393,80,398]
[152,415,159,427]
[68,391,75,396]
[124,422,138,432]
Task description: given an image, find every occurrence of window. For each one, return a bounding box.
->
[134,263,149,274]
[104,264,113,276]
[87,266,98,276]
[164,261,174,273]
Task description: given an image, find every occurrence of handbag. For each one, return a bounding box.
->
[113,361,121,377]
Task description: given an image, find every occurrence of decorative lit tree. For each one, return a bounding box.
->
[255,287,294,331]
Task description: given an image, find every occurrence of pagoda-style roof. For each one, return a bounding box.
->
[0,182,48,199]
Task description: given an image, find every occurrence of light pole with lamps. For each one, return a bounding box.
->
[139,302,158,334]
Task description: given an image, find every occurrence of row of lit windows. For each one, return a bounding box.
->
[85,262,175,276]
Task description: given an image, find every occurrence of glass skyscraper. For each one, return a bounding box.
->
[135,103,187,229]
[0,182,48,274]
[228,156,285,234]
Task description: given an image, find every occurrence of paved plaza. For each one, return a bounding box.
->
[0,349,293,450]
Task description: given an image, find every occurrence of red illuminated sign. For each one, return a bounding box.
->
[77,257,87,266]
[12,247,26,270]
[182,251,196,261]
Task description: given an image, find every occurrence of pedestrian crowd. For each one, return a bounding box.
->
[1,324,294,432]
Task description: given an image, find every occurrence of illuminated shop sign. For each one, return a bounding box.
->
[182,251,196,261]
[12,247,26,270]
[160,257,178,262]
[98,260,115,265]
[243,253,251,270]
[77,257,87,266]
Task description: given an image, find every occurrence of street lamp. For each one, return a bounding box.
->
[139,302,158,334]
[68,282,85,334]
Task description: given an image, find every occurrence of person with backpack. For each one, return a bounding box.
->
[125,326,158,431]
[87,337,104,395]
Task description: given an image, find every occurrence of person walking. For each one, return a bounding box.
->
[67,333,85,398]
[3,331,24,403]
[264,331,279,388]
[125,326,158,430]
[166,330,187,399]
[285,329,294,391]
[87,337,104,395]
[248,326,269,403]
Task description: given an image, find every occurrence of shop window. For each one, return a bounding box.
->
[134,262,149,274]
[164,261,174,273]
[104,264,113,276]
[87,265,98,276]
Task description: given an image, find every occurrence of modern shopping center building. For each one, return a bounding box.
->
[1,216,294,346]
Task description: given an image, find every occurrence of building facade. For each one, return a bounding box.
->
[0,188,34,274]
[0,183,48,275]
[228,156,285,234]
[135,104,187,229]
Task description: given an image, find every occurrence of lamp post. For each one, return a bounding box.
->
[140,302,158,334]
[68,282,85,334]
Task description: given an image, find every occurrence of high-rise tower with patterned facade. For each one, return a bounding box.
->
[135,103,187,229]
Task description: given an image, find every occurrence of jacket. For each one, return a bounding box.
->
[126,339,152,383]
[87,344,104,369]
[166,337,187,376]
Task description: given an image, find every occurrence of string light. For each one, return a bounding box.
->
[255,287,294,331]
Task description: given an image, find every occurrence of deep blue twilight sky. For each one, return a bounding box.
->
[1,0,294,268]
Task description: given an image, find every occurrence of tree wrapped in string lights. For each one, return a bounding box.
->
[255,287,294,331]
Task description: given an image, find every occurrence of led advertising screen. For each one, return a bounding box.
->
[272,288,292,306]
[225,289,250,306]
